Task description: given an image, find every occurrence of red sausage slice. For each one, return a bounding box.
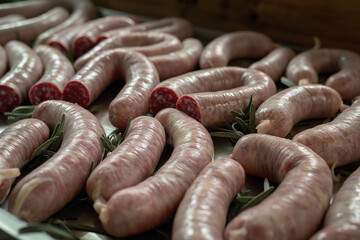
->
[29,45,74,105]
[0,40,43,112]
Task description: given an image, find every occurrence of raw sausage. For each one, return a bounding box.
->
[97,17,193,42]
[255,85,343,137]
[0,45,6,78]
[293,97,360,167]
[99,108,214,237]
[0,0,63,18]
[34,0,97,46]
[46,24,85,53]
[0,7,69,45]
[0,118,49,204]
[28,45,75,105]
[0,40,43,112]
[149,38,203,80]
[200,31,275,69]
[86,116,166,213]
[149,67,274,115]
[63,49,159,129]
[0,14,25,25]
[8,100,105,223]
[74,32,182,70]
[226,134,332,240]
[285,48,360,100]
[175,69,277,127]
[248,46,295,82]
[310,166,360,240]
[71,15,141,58]
[172,158,245,240]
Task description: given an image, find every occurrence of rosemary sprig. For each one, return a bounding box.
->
[227,178,275,222]
[209,95,255,144]
[27,115,65,170]
[100,118,132,158]
[280,76,297,88]
[4,105,36,123]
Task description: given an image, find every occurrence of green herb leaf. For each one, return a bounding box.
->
[119,117,132,144]
[235,117,249,134]
[243,94,253,115]
[239,186,274,212]
[249,103,256,133]
[280,76,297,88]
[4,106,36,123]
[30,136,60,160]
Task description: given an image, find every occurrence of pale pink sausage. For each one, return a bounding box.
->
[0,0,64,18]
[63,49,159,129]
[71,15,142,58]
[86,116,166,213]
[47,24,85,53]
[99,108,214,237]
[226,134,332,240]
[34,0,97,46]
[0,119,49,204]
[310,166,360,240]
[29,45,75,105]
[0,7,69,45]
[97,17,193,42]
[74,32,182,71]
[172,158,245,240]
[0,14,25,25]
[200,31,275,69]
[149,67,274,115]
[0,45,7,78]
[149,38,203,80]
[285,48,360,100]
[255,85,343,137]
[248,46,296,82]
[0,40,43,112]
[175,69,277,127]
[293,97,360,167]
[8,100,105,223]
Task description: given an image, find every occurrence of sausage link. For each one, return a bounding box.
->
[285,48,360,100]
[97,17,193,42]
[63,49,159,129]
[255,85,343,137]
[172,158,245,240]
[99,108,214,237]
[34,0,97,46]
[226,134,332,240]
[149,67,271,114]
[0,119,49,204]
[0,7,69,45]
[0,0,64,18]
[8,100,105,223]
[0,40,43,112]
[86,116,166,213]
[176,69,276,127]
[310,166,360,240]
[29,45,75,105]
[293,97,360,167]
[149,38,203,80]
[72,16,142,58]
[74,32,182,70]
[0,14,25,25]
[0,45,6,78]
[248,46,295,82]
[200,31,275,69]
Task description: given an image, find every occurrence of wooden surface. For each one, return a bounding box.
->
[92,0,360,53]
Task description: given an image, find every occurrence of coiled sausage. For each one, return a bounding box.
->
[226,134,332,240]
[99,108,214,237]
